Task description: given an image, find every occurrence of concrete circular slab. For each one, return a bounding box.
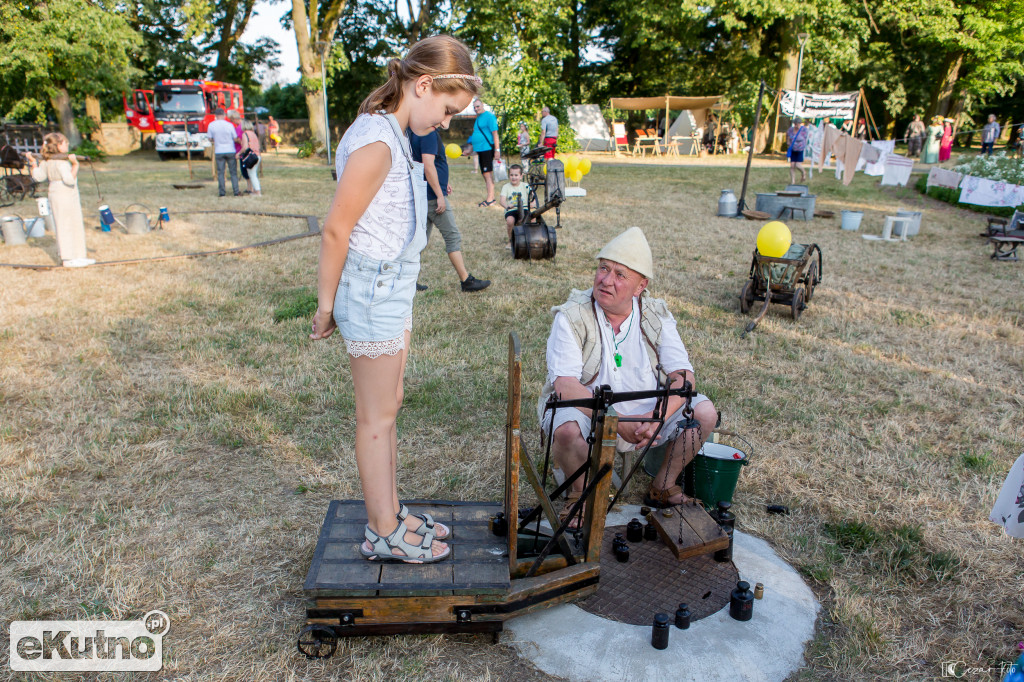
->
[503,505,820,682]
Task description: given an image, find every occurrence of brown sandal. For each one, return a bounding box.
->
[644,484,691,509]
[559,490,585,529]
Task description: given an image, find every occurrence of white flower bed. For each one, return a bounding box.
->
[951,153,1024,185]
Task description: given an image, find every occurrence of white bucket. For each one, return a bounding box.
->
[896,210,922,237]
[24,217,45,238]
[840,210,863,231]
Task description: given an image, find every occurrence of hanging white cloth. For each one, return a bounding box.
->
[926,167,963,189]
[857,140,894,176]
[959,176,1024,207]
[807,123,825,179]
[989,453,1024,539]
[880,153,914,187]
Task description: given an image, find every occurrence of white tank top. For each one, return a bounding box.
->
[334,113,415,260]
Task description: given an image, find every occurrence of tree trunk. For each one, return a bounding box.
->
[50,87,82,148]
[771,29,800,152]
[85,95,108,150]
[930,52,963,118]
[291,0,347,152]
[304,84,327,153]
[561,0,581,103]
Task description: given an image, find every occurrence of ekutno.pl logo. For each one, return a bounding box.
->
[9,610,169,672]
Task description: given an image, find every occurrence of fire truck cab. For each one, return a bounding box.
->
[124,80,244,160]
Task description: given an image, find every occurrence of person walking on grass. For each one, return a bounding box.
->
[981,114,1001,156]
[309,35,481,564]
[466,98,500,206]
[786,117,809,184]
[408,128,490,292]
[237,120,262,196]
[539,106,559,159]
[26,133,93,267]
[206,108,240,196]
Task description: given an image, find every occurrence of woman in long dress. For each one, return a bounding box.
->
[939,118,954,162]
[27,133,93,267]
[922,117,943,164]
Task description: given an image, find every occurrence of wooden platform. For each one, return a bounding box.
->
[304,500,510,598]
[647,502,730,560]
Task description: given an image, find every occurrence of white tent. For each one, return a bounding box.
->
[568,104,612,151]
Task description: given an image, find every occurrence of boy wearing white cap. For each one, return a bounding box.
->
[539,227,717,526]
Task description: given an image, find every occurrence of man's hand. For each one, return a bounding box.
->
[617,411,658,447]
[435,195,447,214]
[446,183,453,195]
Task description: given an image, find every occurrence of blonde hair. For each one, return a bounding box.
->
[359,35,479,116]
[40,133,68,160]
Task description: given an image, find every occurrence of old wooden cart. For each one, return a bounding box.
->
[739,243,822,330]
[297,333,724,657]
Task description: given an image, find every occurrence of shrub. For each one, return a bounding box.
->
[295,138,323,159]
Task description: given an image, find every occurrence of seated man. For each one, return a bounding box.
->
[539,227,717,524]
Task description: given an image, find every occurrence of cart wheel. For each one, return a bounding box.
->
[739,280,754,314]
[0,183,13,208]
[792,287,805,321]
[297,624,338,659]
[804,262,818,302]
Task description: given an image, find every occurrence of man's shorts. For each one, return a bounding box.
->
[477,149,495,173]
[541,395,710,450]
[542,136,558,160]
[426,198,462,253]
[505,209,520,221]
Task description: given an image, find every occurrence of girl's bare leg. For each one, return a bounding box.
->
[351,345,445,557]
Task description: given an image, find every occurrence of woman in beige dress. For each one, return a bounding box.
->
[27,133,92,267]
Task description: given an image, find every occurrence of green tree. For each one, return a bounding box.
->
[0,0,142,145]
[290,0,349,151]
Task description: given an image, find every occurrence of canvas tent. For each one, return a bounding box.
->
[609,95,726,154]
[568,105,612,151]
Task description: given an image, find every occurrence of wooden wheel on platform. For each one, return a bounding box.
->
[803,261,817,302]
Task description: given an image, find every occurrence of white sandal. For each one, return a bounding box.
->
[359,520,450,564]
[398,504,451,540]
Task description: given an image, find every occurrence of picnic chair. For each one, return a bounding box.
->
[988,228,1024,261]
[612,122,631,156]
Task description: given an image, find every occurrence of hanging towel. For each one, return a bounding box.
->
[880,154,914,187]
[958,176,1024,208]
[989,452,1024,539]
[926,167,963,189]
[859,140,894,176]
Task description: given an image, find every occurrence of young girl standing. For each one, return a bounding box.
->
[309,35,480,564]
[26,133,93,267]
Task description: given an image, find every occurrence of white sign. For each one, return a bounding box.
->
[780,90,859,120]
[9,610,169,672]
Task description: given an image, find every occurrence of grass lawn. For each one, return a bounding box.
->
[1,149,1021,680]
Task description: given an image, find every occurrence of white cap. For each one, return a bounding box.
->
[596,226,653,279]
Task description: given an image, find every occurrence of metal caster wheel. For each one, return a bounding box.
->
[297,624,338,659]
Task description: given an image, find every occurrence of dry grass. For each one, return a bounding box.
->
[1,149,1022,681]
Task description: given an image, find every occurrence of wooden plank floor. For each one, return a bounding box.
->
[648,502,729,560]
[304,500,510,598]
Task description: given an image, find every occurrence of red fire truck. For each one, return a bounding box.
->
[124,79,244,160]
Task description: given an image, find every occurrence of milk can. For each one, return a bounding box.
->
[717,189,738,217]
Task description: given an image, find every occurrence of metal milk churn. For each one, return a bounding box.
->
[717,189,737,217]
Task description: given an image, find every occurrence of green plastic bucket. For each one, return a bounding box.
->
[683,442,749,509]
[643,438,751,509]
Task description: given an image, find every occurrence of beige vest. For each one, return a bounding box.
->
[537,288,671,421]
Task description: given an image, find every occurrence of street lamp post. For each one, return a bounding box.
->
[315,40,332,165]
[794,33,810,121]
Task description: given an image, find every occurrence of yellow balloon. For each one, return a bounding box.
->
[579,158,592,175]
[756,221,792,258]
[564,156,579,176]
[569,168,583,183]
[445,143,462,159]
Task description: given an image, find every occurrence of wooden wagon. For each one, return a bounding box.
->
[739,243,822,331]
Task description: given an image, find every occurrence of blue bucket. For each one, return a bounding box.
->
[159,207,170,223]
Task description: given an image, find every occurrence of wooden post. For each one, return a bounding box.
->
[861,89,882,142]
[772,89,783,152]
[504,333,521,576]
[582,407,616,565]
[852,90,862,139]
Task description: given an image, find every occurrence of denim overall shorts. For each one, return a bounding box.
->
[334,114,428,355]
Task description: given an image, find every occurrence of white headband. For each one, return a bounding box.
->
[432,73,482,85]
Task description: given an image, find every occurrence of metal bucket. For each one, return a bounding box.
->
[718,189,737,216]
[896,210,922,237]
[1,215,26,245]
[124,203,153,234]
[840,210,863,231]
[24,217,45,238]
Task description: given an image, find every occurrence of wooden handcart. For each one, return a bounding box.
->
[297,333,723,657]
[739,243,822,331]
